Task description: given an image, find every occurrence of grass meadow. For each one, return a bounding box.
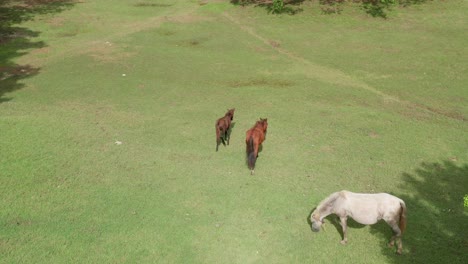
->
[1,0,467,263]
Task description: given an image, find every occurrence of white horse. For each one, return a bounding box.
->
[310,190,407,254]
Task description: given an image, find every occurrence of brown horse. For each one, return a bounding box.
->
[310,190,407,254]
[245,118,268,175]
[215,108,235,151]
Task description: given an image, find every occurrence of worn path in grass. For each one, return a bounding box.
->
[22,3,201,67]
[221,11,466,122]
[19,1,468,122]
[1,0,467,263]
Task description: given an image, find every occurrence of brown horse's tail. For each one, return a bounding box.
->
[247,136,256,171]
[399,201,407,234]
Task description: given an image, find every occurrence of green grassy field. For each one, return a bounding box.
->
[1,0,467,263]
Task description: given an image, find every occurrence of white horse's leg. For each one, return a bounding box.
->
[340,216,348,245]
[397,236,403,255]
[387,220,402,254]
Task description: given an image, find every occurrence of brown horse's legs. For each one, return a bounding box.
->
[216,137,225,151]
[216,125,226,151]
[340,217,348,244]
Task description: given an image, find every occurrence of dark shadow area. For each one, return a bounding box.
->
[359,0,392,18]
[231,0,432,17]
[307,207,383,244]
[364,0,432,18]
[370,161,468,262]
[0,0,75,103]
[228,121,236,142]
[398,0,431,7]
[319,0,345,15]
[306,208,314,228]
[230,0,305,15]
[318,0,432,18]
[327,215,368,239]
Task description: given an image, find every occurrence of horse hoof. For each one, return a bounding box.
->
[396,250,402,255]
[340,240,347,245]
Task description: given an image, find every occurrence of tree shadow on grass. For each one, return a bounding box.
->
[319,0,433,18]
[0,0,75,103]
[230,0,305,15]
[370,160,468,263]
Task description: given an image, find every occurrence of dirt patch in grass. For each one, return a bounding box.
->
[166,13,212,24]
[320,145,335,153]
[368,131,379,138]
[56,30,77,37]
[30,47,50,55]
[227,78,294,88]
[413,103,467,122]
[85,41,136,64]
[46,16,65,26]
[9,217,33,227]
[399,102,467,122]
[133,2,173,8]
[268,40,280,48]
[157,29,176,36]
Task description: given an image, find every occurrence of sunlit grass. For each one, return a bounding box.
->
[1,0,467,263]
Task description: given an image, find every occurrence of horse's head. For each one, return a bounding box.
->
[310,212,324,232]
[227,108,235,120]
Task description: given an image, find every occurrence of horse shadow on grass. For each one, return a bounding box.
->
[306,207,367,239]
[370,160,468,263]
[0,0,75,103]
[229,121,236,140]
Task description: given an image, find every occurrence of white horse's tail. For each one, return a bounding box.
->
[399,201,407,234]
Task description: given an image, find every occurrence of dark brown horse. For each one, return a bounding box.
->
[245,118,268,175]
[215,108,235,151]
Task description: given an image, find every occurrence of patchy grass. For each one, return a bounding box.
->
[0,0,467,263]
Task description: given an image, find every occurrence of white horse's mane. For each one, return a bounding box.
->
[315,191,347,216]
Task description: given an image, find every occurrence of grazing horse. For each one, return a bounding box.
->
[310,190,407,255]
[245,118,268,175]
[215,108,235,151]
